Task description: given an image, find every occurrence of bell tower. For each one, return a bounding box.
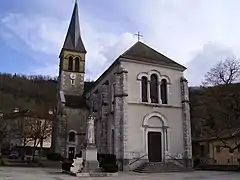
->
[59,1,86,96]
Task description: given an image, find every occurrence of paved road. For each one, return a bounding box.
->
[0,167,240,180]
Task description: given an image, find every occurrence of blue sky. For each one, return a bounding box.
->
[0,0,239,85]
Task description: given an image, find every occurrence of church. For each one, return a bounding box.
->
[52,1,192,171]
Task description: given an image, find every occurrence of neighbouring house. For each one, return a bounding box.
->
[193,129,240,166]
[1,109,53,157]
[1,109,29,151]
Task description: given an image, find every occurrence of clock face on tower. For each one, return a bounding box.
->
[70,73,77,80]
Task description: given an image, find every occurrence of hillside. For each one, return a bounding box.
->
[0,73,94,115]
[2,72,239,141]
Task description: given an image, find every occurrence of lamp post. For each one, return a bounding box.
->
[48,109,56,153]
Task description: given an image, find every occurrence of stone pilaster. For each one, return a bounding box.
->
[55,107,67,157]
[99,84,109,153]
[114,64,128,170]
[94,92,102,150]
[180,77,192,168]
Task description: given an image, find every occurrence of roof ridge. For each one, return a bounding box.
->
[120,41,186,70]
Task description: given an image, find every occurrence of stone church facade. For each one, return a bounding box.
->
[52,1,192,170]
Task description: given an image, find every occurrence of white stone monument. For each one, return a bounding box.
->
[82,115,99,172]
[70,158,84,173]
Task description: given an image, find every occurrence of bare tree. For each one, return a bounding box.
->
[197,57,240,154]
[203,57,240,86]
[22,117,52,161]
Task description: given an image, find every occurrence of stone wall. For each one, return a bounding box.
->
[53,101,89,158]
[60,71,85,96]
[54,103,68,157]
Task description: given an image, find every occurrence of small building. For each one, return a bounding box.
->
[1,109,53,157]
[193,129,240,166]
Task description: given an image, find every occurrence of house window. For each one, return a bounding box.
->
[69,131,76,142]
[70,79,75,86]
[161,79,168,104]
[200,145,205,156]
[150,74,159,103]
[141,76,148,102]
[68,56,73,71]
[75,57,80,72]
[216,146,221,153]
[111,83,115,102]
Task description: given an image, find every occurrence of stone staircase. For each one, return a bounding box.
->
[133,162,188,173]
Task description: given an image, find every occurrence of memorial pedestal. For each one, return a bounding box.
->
[82,144,99,172]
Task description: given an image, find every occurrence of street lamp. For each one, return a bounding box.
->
[13,108,19,113]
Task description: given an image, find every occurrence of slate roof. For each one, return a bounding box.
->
[62,1,86,53]
[193,128,240,142]
[83,81,94,94]
[2,109,30,119]
[64,95,84,108]
[120,41,186,70]
[62,82,94,108]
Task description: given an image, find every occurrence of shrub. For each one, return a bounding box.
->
[62,161,74,172]
[102,164,118,173]
[97,154,116,166]
[46,153,64,161]
[97,154,118,172]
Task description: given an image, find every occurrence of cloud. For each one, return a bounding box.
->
[0,11,135,80]
[1,13,67,55]
[2,0,240,85]
[186,42,235,86]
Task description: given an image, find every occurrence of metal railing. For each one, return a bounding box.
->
[129,154,148,165]
[165,154,185,166]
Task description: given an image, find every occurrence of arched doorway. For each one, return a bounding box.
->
[143,112,169,162]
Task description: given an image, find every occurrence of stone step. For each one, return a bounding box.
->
[133,169,185,173]
[133,162,187,173]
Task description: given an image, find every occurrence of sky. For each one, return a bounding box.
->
[0,0,239,86]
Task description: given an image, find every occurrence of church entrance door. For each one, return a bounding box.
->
[68,147,75,160]
[148,132,162,162]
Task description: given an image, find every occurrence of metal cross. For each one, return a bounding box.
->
[134,31,143,41]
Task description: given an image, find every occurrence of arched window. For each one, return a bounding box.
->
[161,79,168,104]
[75,57,80,72]
[69,131,76,142]
[141,76,148,102]
[150,74,159,103]
[68,56,73,71]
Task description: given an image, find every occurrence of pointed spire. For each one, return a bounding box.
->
[62,0,86,53]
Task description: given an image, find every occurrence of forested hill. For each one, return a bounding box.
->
[0,73,95,115]
[0,73,58,114]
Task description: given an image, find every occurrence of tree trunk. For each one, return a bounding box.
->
[39,137,43,161]
[22,138,26,161]
[32,139,37,162]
